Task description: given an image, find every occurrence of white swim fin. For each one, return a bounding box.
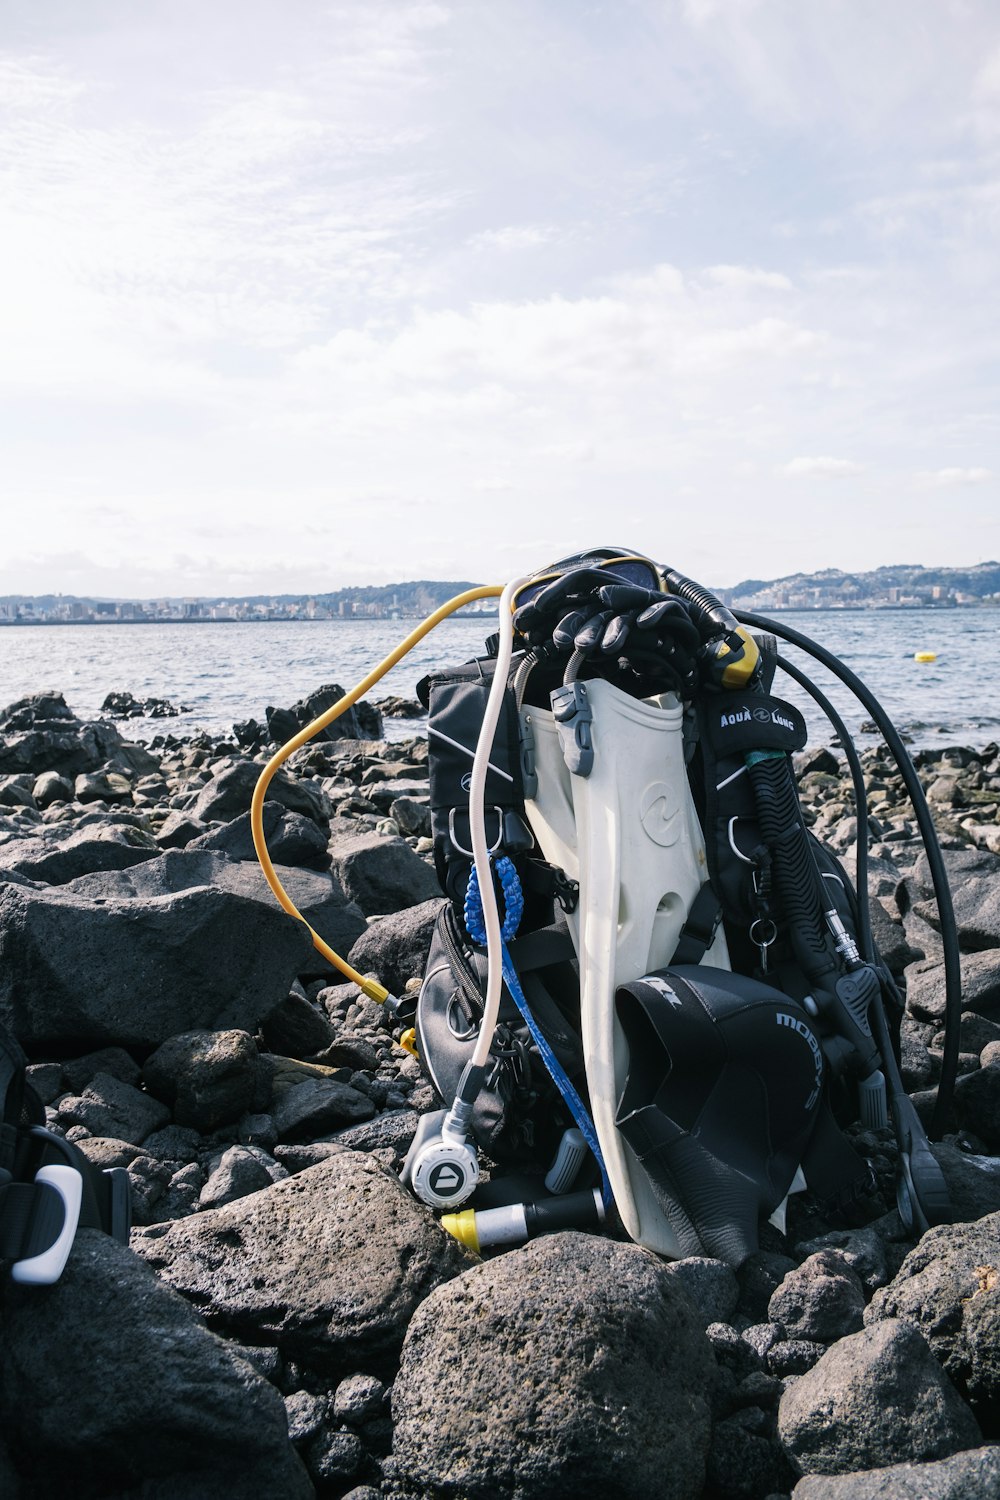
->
[523,679,729,1256]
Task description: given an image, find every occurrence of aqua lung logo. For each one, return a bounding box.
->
[461,772,474,792]
[719,705,795,733]
[776,1012,823,1110]
[428,1162,465,1198]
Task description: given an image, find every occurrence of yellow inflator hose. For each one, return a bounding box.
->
[251,585,502,1003]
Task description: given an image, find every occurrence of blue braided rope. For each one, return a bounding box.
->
[464,857,523,943]
[464,859,613,1207]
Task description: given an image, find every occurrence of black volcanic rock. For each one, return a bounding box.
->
[777,1319,981,1475]
[0,1231,312,1499]
[133,1154,466,1377]
[0,860,316,1050]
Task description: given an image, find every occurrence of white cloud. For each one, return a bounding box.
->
[918,466,994,486]
[674,0,998,140]
[780,457,863,478]
[704,265,793,292]
[292,270,829,397]
[467,225,558,252]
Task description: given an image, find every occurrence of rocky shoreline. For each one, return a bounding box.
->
[2,688,1000,1499]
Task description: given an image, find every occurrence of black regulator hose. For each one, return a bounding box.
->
[662,567,745,648]
[775,649,948,1166]
[738,611,961,1139]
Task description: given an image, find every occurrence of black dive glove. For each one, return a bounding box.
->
[513,569,702,687]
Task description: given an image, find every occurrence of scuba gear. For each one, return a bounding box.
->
[252,548,960,1266]
[1,1026,131,1284]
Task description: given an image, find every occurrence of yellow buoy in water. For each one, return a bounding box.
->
[914,650,937,663]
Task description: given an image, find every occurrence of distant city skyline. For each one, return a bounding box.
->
[3,560,997,624]
[3,2,999,595]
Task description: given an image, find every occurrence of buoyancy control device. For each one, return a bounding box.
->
[0,1024,131,1285]
[252,549,960,1268]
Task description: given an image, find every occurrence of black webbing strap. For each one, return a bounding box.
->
[0,1178,66,1263]
[672,884,723,966]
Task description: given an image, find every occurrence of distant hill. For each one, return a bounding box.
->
[721,561,1000,603]
[308,580,482,612]
[4,563,999,623]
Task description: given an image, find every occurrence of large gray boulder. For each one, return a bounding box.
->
[914,875,1000,952]
[0,694,161,779]
[768,1251,866,1343]
[906,847,1000,904]
[931,1140,1000,1222]
[0,720,141,779]
[386,1232,715,1500]
[190,803,331,870]
[271,1075,376,1139]
[133,1153,466,1376]
[191,759,331,828]
[328,831,441,916]
[0,861,315,1050]
[865,1211,1000,1433]
[0,690,79,730]
[904,951,1000,1023]
[346,897,444,994]
[264,683,384,746]
[0,1230,312,1499]
[68,848,367,958]
[778,1319,981,1476]
[790,1446,1000,1498]
[954,1061,1000,1148]
[56,1070,171,1144]
[0,824,160,885]
[143,1029,261,1131]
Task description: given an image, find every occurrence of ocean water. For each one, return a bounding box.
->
[1,609,998,753]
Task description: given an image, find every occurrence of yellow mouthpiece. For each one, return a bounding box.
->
[440,1209,480,1254]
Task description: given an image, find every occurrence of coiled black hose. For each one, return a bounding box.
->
[745,750,840,984]
[738,610,961,1139]
[662,567,744,646]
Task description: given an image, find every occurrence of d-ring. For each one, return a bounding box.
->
[448,807,504,858]
[727,816,755,865]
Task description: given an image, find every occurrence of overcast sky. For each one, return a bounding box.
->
[2,0,999,597]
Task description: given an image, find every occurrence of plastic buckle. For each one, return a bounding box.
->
[501,810,535,854]
[11,1164,83,1285]
[519,715,538,799]
[551,682,594,778]
[553,869,580,913]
